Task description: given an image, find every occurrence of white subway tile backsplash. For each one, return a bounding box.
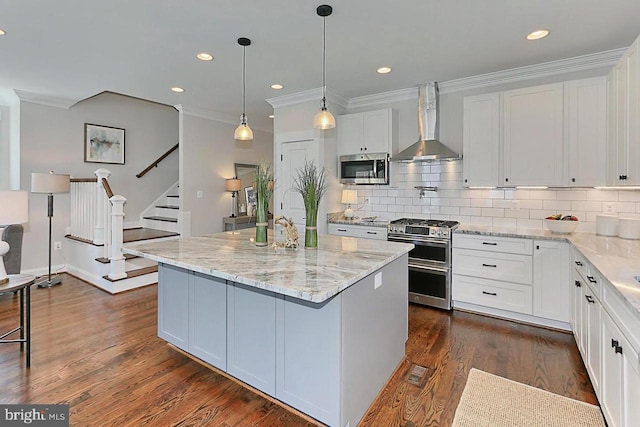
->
[529,190,556,200]
[518,199,543,210]
[372,189,388,197]
[586,190,619,201]
[493,218,518,228]
[470,216,493,226]
[492,199,514,209]
[449,198,471,207]
[619,191,640,202]
[611,201,637,213]
[450,215,471,224]
[440,206,460,215]
[395,197,413,205]
[379,197,395,204]
[387,189,402,197]
[571,200,602,212]
[460,207,483,216]
[542,200,572,211]
[481,208,504,217]
[529,210,549,220]
[470,199,492,208]
[388,204,406,213]
[460,189,484,199]
[511,189,531,200]
[482,189,505,199]
[556,190,587,201]
[518,218,543,229]
[430,198,450,206]
[504,209,530,219]
[439,190,461,198]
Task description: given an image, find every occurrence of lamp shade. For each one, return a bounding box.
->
[0,190,29,224]
[233,123,254,141]
[225,178,242,192]
[31,172,70,194]
[341,189,357,204]
[313,108,336,130]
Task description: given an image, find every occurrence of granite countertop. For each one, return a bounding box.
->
[326,212,390,228]
[123,228,412,303]
[455,224,640,321]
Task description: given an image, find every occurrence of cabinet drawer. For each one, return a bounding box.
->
[328,224,358,238]
[573,249,588,281]
[453,248,533,285]
[328,223,388,240]
[453,234,533,255]
[452,274,533,315]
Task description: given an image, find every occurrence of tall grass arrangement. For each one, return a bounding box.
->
[294,161,327,248]
[254,162,273,246]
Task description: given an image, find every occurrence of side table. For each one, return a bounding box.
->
[0,274,36,367]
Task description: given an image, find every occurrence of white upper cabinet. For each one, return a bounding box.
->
[502,83,564,187]
[567,77,607,187]
[338,108,394,156]
[462,93,500,187]
[609,35,640,185]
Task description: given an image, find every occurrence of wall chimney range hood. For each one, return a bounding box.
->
[390,82,461,162]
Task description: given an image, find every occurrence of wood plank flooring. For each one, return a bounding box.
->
[0,274,597,426]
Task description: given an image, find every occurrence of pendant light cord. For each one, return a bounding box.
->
[322,15,326,107]
[242,45,246,121]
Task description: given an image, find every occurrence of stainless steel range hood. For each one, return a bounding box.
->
[390,82,461,162]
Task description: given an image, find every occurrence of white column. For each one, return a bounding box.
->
[108,195,127,280]
[93,168,111,245]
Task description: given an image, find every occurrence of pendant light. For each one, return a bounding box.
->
[313,5,336,130]
[234,37,253,141]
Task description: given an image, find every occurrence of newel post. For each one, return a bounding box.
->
[93,168,111,245]
[108,195,127,280]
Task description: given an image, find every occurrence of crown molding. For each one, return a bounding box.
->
[438,47,625,94]
[266,87,348,109]
[14,89,79,109]
[347,87,417,109]
[175,104,272,133]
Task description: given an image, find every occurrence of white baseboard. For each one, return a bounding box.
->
[21,264,66,278]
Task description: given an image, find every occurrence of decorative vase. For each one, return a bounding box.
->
[294,161,326,249]
[254,162,273,247]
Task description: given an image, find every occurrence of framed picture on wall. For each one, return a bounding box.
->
[84,123,126,164]
[244,186,256,207]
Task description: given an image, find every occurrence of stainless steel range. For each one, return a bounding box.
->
[387,218,459,310]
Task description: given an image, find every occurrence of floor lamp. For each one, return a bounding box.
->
[31,172,70,288]
[0,191,29,285]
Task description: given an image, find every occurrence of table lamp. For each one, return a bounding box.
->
[31,172,70,288]
[225,178,242,217]
[0,191,29,285]
[341,189,357,219]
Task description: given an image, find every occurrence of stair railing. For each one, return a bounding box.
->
[69,168,127,280]
[136,143,178,178]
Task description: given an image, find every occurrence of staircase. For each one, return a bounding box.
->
[65,170,181,294]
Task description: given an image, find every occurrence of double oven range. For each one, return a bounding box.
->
[387,218,459,310]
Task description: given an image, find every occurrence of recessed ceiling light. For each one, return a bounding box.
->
[268,114,274,119]
[197,52,213,61]
[377,67,392,74]
[171,87,185,93]
[526,29,550,40]
[270,84,284,90]
[0,29,5,36]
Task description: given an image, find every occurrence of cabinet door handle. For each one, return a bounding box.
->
[587,276,597,284]
[585,295,595,304]
[574,261,583,266]
[337,228,347,232]
[611,339,619,348]
[482,291,497,296]
[574,280,581,288]
[482,263,497,268]
[482,242,497,246]
[615,345,623,355]
[536,245,540,250]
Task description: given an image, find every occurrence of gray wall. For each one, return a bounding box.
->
[19,92,179,270]
[0,105,9,189]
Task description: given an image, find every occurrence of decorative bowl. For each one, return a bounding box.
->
[545,219,579,234]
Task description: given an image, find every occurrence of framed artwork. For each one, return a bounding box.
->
[244,186,256,207]
[84,123,125,164]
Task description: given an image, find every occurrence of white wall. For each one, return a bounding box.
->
[180,112,274,237]
[19,92,179,271]
[0,104,10,189]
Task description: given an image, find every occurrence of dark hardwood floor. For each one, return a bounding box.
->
[0,274,597,426]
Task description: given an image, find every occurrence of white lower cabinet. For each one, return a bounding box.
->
[533,240,570,322]
[600,310,640,427]
[327,223,388,240]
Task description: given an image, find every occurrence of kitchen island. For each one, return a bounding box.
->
[124,229,412,427]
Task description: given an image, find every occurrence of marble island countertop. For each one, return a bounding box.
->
[455,224,640,320]
[124,228,412,303]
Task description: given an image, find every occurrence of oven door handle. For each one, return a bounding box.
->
[388,235,450,245]
[409,263,449,274]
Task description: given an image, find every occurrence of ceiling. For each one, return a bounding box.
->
[1,0,639,131]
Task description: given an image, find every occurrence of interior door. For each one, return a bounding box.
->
[279,139,317,235]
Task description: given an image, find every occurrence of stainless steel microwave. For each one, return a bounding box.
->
[339,153,389,185]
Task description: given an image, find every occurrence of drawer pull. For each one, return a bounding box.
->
[482,242,497,246]
[482,263,497,268]
[366,231,377,235]
[482,291,497,296]
[587,276,597,284]
[575,261,583,266]
[574,280,581,288]
[611,339,619,348]
[585,295,595,304]
[337,228,347,232]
